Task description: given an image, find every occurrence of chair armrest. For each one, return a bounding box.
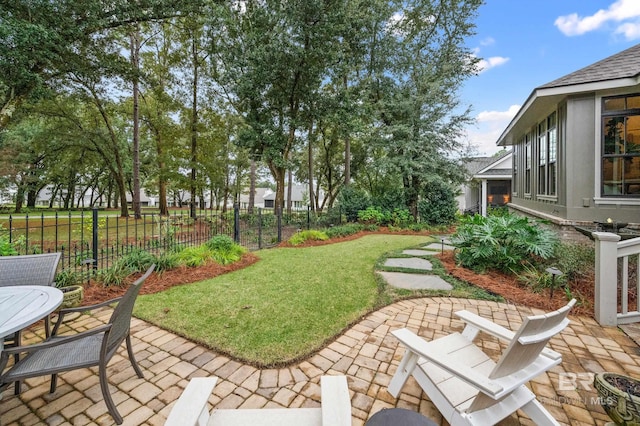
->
[455,310,562,361]
[392,328,503,398]
[321,376,351,426]
[52,297,123,335]
[0,324,112,372]
[1,324,111,357]
[165,377,218,426]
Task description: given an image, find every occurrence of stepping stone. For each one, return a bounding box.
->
[378,271,453,291]
[402,249,432,256]
[422,242,455,251]
[384,258,433,270]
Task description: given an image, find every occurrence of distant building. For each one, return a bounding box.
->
[458,151,512,216]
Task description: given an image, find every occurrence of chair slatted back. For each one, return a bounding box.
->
[106,265,155,355]
[468,299,575,413]
[0,253,61,287]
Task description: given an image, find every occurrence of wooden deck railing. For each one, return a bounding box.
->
[594,232,640,326]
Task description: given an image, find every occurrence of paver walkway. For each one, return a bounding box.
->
[0,297,629,425]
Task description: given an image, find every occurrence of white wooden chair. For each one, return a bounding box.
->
[388,299,576,426]
[165,375,351,426]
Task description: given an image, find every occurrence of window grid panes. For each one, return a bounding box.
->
[601,94,640,197]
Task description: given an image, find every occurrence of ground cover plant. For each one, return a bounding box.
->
[133,234,431,366]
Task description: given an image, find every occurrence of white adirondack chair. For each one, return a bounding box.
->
[388,299,576,426]
[165,375,351,426]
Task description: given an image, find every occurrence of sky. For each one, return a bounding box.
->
[462,0,640,156]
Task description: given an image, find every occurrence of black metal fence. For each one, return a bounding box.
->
[0,206,343,275]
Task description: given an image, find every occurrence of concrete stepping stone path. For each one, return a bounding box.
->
[377,271,453,290]
[383,258,433,270]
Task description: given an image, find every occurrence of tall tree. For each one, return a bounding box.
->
[0,0,201,130]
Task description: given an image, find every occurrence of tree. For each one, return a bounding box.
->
[212,1,350,211]
[0,0,201,130]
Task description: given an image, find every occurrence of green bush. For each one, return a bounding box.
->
[418,180,457,226]
[97,262,134,287]
[451,212,559,273]
[389,208,413,227]
[118,248,157,272]
[288,230,329,246]
[324,223,371,238]
[55,269,85,288]
[205,235,236,252]
[154,253,180,273]
[357,207,386,225]
[551,241,595,282]
[174,246,214,267]
[336,186,370,222]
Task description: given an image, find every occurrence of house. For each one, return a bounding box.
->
[457,151,512,216]
[263,184,324,210]
[497,43,640,229]
[237,187,272,210]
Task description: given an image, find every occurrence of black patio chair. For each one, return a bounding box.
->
[0,264,155,425]
[0,252,62,393]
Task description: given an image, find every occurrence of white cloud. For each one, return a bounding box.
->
[615,22,640,39]
[464,105,521,156]
[476,56,509,73]
[480,37,495,46]
[476,105,520,123]
[555,0,640,38]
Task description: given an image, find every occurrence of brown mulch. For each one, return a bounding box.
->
[80,230,594,317]
[436,250,593,317]
[81,253,260,305]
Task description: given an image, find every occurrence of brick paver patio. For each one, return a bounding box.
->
[1,297,633,425]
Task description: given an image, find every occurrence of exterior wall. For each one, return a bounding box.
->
[510,92,639,226]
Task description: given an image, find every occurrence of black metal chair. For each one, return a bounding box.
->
[0,252,62,393]
[0,265,155,425]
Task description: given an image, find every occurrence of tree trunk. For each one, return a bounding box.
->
[248,159,256,213]
[287,164,293,214]
[307,120,315,212]
[131,28,142,219]
[189,35,199,220]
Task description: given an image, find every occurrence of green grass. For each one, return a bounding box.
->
[133,234,501,367]
[134,235,424,365]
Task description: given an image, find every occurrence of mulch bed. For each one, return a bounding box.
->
[80,230,594,317]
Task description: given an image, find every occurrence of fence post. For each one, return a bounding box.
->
[258,208,263,249]
[92,208,99,271]
[594,231,621,326]
[277,206,282,243]
[233,203,240,243]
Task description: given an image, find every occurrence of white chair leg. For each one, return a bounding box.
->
[388,350,418,397]
[520,399,560,426]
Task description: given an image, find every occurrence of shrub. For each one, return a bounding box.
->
[174,246,214,267]
[118,248,157,272]
[451,212,559,273]
[418,180,457,225]
[336,186,370,222]
[324,223,369,238]
[288,230,329,246]
[154,253,180,273]
[205,235,236,252]
[55,269,85,288]
[389,208,413,227]
[97,262,134,287]
[357,207,386,225]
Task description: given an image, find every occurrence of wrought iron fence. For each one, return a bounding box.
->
[0,206,343,275]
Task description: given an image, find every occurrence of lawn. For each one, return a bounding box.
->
[133,234,432,366]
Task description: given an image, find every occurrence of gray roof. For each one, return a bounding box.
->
[477,168,511,177]
[539,42,640,89]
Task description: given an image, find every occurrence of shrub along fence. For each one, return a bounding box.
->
[0,206,343,276]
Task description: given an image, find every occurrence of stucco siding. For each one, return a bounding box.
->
[565,95,597,220]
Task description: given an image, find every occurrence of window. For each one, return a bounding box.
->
[602,95,640,197]
[537,112,557,196]
[538,121,547,194]
[525,133,532,194]
[513,145,518,195]
[548,113,557,196]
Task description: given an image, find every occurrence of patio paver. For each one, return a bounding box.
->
[0,297,629,425]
